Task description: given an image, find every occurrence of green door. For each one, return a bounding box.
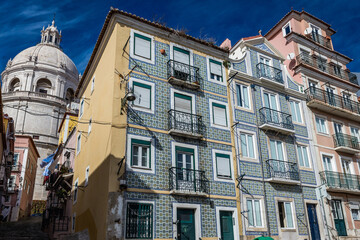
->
[177,208,196,240]
[331,200,347,236]
[220,211,234,240]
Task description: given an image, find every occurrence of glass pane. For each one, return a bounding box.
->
[290,102,296,122]
[242,86,249,108]
[241,134,248,157]
[276,141,284,161]
[248,135,255,158]
[236,85,242,107]
[295,102,301,122]
[297,146,304,167]
[141,147,148,167]
[285,202,294,228]
[264,93,270,108]
[132,146,139,166]
[254,200,262,227]
[336,201,343,219]
[302,147,310,167]
[247,200,254,226]
[270,140,277,159]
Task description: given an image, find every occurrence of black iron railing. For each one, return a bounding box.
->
[53,216,69,232]
[11,163,22,172]
[259,107,294,131]
[169,167,209,194]
[296,53,359,85]
[167,60,201,86]
[333,133,360,150]
[266,159,300,181]
[256,63,283,84]
[320,171,360,191]
[305,87,360,115]
[305,31,332,49]
[168,109,206,136]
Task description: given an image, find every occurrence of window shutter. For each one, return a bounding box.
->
[174,47,190,64]
[174,93,192,113]
[133,82,151,109]
[213,103,227,126]
[216,154,231,177]
[210,60,222,76]
[134,34,151,59]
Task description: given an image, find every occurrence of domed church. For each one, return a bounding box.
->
[1,20,79,201]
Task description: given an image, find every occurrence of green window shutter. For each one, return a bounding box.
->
[133,81,151,89]
[174,92,192,101]
[175,146,195,154]
[131,139,151,167]
[173,46,190,55]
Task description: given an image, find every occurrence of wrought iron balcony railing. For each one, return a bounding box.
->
[256,63,283,84]
[169,167,209,194]
[167,60,201,88]
[305,32,332,49]
[296,53,359,85]
[333,133,360,151]
[305,87,360,115]
[320,171,360,191]
[168,109,206,137]
[259,107,294,131]
[266,159,300,181]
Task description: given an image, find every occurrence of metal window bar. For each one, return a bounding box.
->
[167,60,201,85]
[259,107,294,130]
[168,109,206,136]
[320,171,360,190]
[169,167,209,194]
[266,159,300,181]
[296,53,359,85]
[256,63,284,84]
[333,133,360,150]
[305,31,332,49]
[126,203,153,239]
[52,216,69,232]
[305,87,360,115]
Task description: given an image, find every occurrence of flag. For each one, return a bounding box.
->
[40,153,55,168]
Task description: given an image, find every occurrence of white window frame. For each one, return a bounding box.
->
[276,199,296,230]
[129,29,155,64]
[320,152,337,172]
[13,153,19,166]
[170,88,196,114]
[258,54,273,67]
[126,134,155,174]
[289,99,303,124]
[235,82,252,110]
[207,56,226,85]
[209,99,230,130]
[171,141,198,170]
[296,144,312,169]
[309,23,322,36]
[76,133,81,155]
[88,118,92,135]
[79,98,84,119]
[246,198,264,228]
[91,76,95,94]
[212,149,234,182]
[282,21,291,36]
[129,78,155,114]
[238,129,258,162]
[262,89,280,110]
[340,156,355,174]
[315,115,328,135]
[73,178,79,204]
[85,166,90,187]
[215,206,240,240]
[172,203,201,240]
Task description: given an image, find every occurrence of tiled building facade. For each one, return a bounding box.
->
[228,36,322,240]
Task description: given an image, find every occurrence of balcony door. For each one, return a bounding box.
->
[351,127,360,148]
[176,147,195,191]
[173,46,190,80]
[311,25,321,43]
[173,93,194,132]
[326,87,336,106]
[334,122,344,146]
[269,139,286,178]
[263,92,279,124]
[322,156,337,187]
[260,56,271,78]
[341,159,355,189]
[331,200,347,236]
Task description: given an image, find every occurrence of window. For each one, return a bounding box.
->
[134,33,151,60]
[215,153,231,178]
[269,139,285,161]
[317,57,327,72]
[85,166,89,187]
[24,179,27,191]
[76,134,81,155]
[240,132,255,159]
[315,116,327,134]
[209,59,223,82]
[173,46,190,65]
[236,84,250,109]
[278,201,294,228]
[88,118,92,134]
[211,102,228,127]
[282,22,291,36]
[79,98,84,118]
[289,100,302,123]
[133,82,151,109]
[297,145,310,168]
[73,178,79,204]
[8,176,15,190]
[49,36,53,43]
[351,204,360,220]
[126,202,153,239]
[91,77,95,93]
[13,153,19,166]
[247,199,263,227]
[131,139,151,169]
[309,81,317,94]
[333,64,342,77]
[322,155,333,171]
[72,213,76,232]
[27,182,31,194]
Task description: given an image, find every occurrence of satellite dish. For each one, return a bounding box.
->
[304,27,312,35]
[287,53,295,60]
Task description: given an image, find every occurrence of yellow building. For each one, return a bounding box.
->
[72,8,241,240]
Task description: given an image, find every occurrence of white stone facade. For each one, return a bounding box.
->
[1,21,79,200]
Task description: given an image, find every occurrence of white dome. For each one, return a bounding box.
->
[11,43,78,76]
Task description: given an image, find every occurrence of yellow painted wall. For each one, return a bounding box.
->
[58,114,78,144]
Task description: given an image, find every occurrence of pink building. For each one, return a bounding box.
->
[266,10,360,239]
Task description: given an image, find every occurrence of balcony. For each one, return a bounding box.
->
[296,53,359,86]
[320,171,360,195]
[266,159,300,185]
[333,133,360,154]
[169,167,209,196]
[167,60,201,90]
[168,109,206,139]
[7,185,18,193]
[256,63,283,85]
[305,87,360,121]
[258,107,294,134]
[2,91,67,106]
[305,32,332,49]
[11,163,22,172]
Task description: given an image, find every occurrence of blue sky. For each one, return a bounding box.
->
[1,0,360,75]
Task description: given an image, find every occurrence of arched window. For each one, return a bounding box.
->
[35,79,52,94]
[9,78,20,92]
[65,88,74,104]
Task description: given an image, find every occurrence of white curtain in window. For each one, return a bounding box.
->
[254,200,262,226]
[213,106,226,126]
[134,85,151,109]
[217,156,230,177]
[135,36,151,59]
[247,200,254,226]
[210,61,222,76]
[285,202,294,228]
